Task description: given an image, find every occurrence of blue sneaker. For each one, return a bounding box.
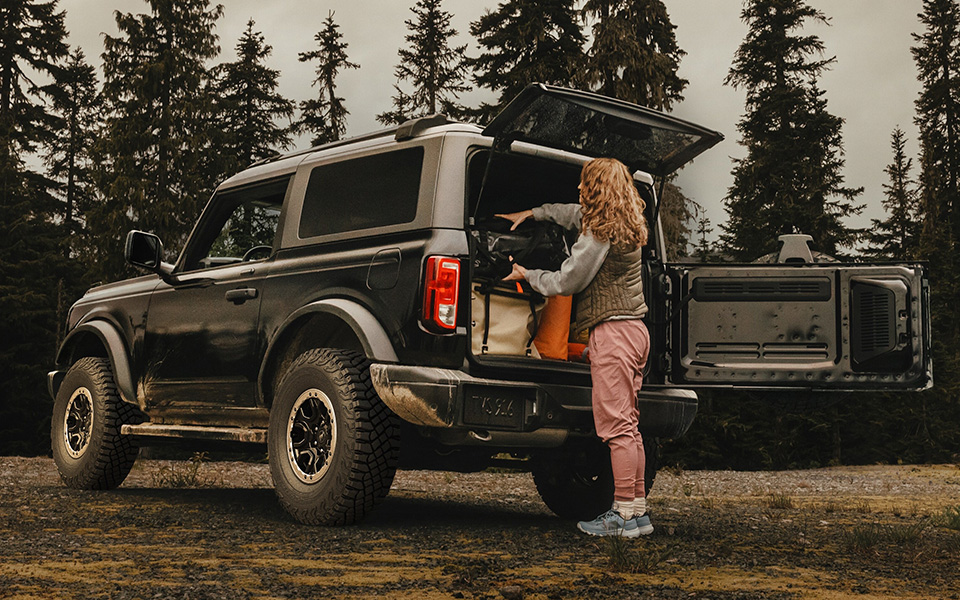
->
[577,509,640,538]
[633,513,654,536]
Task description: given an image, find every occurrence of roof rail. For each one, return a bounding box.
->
[247,127,400,169]
[246,114,456,170]
[395,114,451,141]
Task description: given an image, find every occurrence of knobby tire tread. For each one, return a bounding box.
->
[57,357,139,490]
[275,349,400,525]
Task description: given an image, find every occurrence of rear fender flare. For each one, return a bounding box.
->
[55,321,137,406]
[259,298,399,403]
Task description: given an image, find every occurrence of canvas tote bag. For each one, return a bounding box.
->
[471,282,545,357]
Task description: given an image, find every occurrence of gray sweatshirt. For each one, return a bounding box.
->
[524,203,610,297]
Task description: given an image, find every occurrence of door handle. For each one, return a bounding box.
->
[225,288,258,304]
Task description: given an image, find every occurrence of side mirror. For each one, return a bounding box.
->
[125,230,164,271]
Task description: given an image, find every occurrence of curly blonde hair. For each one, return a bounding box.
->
[579,158,648,250]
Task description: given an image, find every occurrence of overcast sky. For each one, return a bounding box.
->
[57,0,923,244]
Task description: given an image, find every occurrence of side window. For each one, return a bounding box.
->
[299,147,424,238]
[182,177,289,271]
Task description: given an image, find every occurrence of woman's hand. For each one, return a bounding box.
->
[502,260,527,282]
[494,209,534,231]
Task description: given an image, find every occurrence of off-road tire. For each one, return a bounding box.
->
[533,436,660,520]
[269,348,400,525]
[51,357,140,489]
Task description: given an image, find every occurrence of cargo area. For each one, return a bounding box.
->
[464,148,655,368]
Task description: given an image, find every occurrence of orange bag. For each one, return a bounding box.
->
[533,296,572,360]
[567,342,588,362]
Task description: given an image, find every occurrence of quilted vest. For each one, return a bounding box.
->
[574,245,647,335]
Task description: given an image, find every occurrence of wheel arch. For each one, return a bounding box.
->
[53,321,137,406]
[259,299,398,409]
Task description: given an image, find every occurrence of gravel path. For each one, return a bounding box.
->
[1,457,959,600]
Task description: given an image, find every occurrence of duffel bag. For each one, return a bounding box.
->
[471,219,568,280]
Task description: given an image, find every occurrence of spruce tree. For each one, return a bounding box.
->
[721,0,863,261]
[694,213,714,263]
[44,47,100,229]
[913,0,960,405]
[214,19,294,174]
[913,0,960,327]
[658,183,696,260]
[377,0,470,125]
[0,0,71,454]
[295,12,358,146]
[581,0,687,110]
[468,0,585,122]
[863,128,919,261]
[580,0,695,257]
[91,0,224,282]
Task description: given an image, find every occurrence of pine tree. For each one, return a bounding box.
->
[580,0,696,257]
[0,0,71,454]
[721,0,863,261]
[863,128,919,261]
[468,0,585,122]
[914,0,960,266]
[0,0,67,184]
[91,0,223,283]
[377,0,470,125]
[658,182,696,260]
[912,0,960,400]
[44,47,100,229]
[214,19,294,174]
[295,12,358,146]
[694,212,714,263]
[581,0,687,110]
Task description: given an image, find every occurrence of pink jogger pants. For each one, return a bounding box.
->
[588,318,650,502]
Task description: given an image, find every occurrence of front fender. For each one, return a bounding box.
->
[53,321,137,406]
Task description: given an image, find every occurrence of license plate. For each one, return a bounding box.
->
[462,385,528,429]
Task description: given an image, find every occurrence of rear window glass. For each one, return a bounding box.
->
[299,147,424,238]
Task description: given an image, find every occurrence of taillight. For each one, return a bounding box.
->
[422,256,460,332]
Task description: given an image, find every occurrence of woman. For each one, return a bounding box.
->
[498,157,652,537]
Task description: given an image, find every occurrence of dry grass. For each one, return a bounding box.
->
[600,536,671,574]
[938,505,960,530]
[150,452,218,488]
[765,493,795,510]
[843,521,928,555]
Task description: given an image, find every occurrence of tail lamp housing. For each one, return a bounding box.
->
[422,256,460,333]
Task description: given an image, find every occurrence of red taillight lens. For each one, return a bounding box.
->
[423,256,460,332]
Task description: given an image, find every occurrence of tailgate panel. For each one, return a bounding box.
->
[668,264,931,390]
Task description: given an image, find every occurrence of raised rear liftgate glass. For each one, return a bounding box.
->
[482,84,724,177]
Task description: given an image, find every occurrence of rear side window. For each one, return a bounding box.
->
[299,147,424,238]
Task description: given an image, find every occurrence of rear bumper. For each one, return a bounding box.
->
[369,363,698,440]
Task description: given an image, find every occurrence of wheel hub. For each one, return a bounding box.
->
[64,387,94,459]
[286,388,337,484]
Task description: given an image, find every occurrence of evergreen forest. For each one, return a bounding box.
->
[1,0,958,468]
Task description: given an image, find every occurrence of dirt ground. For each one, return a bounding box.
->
[1,456,959,600]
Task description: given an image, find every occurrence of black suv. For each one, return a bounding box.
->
[48,85,933,525]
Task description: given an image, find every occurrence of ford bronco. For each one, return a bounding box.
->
[48,84,932,525]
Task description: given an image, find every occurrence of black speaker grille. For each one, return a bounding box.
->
[852,285,895,362]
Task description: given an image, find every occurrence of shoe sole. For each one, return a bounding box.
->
[576,523,643,538]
